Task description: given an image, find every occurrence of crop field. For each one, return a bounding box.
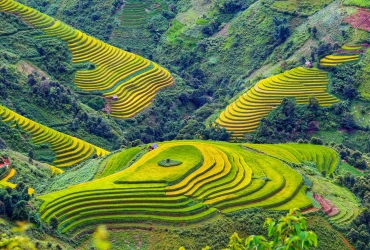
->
[0,0,175,119]
[344,8,370,31]
[37,141,342,235]
[216,67,339,139]
[341,45,363,51]
[118,0,167,27]
[320,54,360,67]
[245,144,339,174]
[309,174,360,225]
[269,0,334,16]
[0,106,109,167]
[344,0,370,8]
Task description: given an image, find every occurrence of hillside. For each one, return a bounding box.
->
[0,0,370,249]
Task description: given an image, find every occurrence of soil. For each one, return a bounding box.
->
[344,8,370,31]
[313,193,340,217]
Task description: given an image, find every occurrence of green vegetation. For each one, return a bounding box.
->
[158,159,183,167]
[217,68,338,139]
[269,0,334,16]
[0,0,175,119]
[245,144,339,174]
[0,105,110,167]
[344,0,370,7]
[97,147,141,178]
[0,0,370,248]
[222,209,317,250]
[36,141,344,234]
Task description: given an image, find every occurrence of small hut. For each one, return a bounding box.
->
[111,95,118,101]
[149,144,159,151]
[305,61,313,68]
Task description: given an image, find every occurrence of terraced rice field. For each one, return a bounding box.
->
[320,54,360,66]
[309,175,360,226]
[119,0,167,27]
[0,0,175,118]
[216,67,339,139]
[245,144,339,174]
[341,45,363,51]
[38,141,340,234]
[320,54,360,67]
[0,168,35,194]
[0,106,109,167]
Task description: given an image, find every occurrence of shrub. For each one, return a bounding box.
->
[310,137,323,145]
[50,217,59,230]
[354,159,367,170]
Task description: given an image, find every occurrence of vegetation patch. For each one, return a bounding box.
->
[216,67,338,139]
[158,159,183,167]
[344,0,370,8]
[0,106,109,167]
[269,0,334,16]
[344,8,370,31]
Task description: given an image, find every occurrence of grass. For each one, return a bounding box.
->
[350,100,370,127]
[36,140,347,234]
[359,50,370,100]
[216,67,338,139]
[270,0,334,16]
[98,147,141,178]
[307,173,360,225]
[344,0,370,7]
[337,162,365,177]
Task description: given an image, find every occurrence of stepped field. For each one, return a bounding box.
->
[244,144,339,175]
[119,0,167,27]
[0,0,175,118]
[341,45,363,51]
[0,168,35,194]
[320,54,360,67]
[216,67,339,139]
[0,106,109,167]
[38,141,339,234]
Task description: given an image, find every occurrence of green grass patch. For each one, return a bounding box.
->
[195,18,209,25]
[270,0,334,16]
[344,0,370,7]
[99,147,141,178]
[350,100,370,127]
[337,162,365,177]
[158,159,183,167]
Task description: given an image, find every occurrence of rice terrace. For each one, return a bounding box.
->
[0,0,369,249]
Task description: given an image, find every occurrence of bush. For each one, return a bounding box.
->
[158,158,182,167]
[310,137,323,145]
[354,159,367,170]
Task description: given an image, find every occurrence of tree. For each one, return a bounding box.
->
[185,208,317,250]
[0,201,5,215]
[3,194,12,217]
[312,27,318,38]
[28,149,34,163]
[273,17,290,45]
[341,113,356,129]
[50,217,59,230]
[308,96,319,110]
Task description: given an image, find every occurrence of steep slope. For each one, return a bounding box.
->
[0,105,109,167]
[216,67,339,139]
[0,0,175,118]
